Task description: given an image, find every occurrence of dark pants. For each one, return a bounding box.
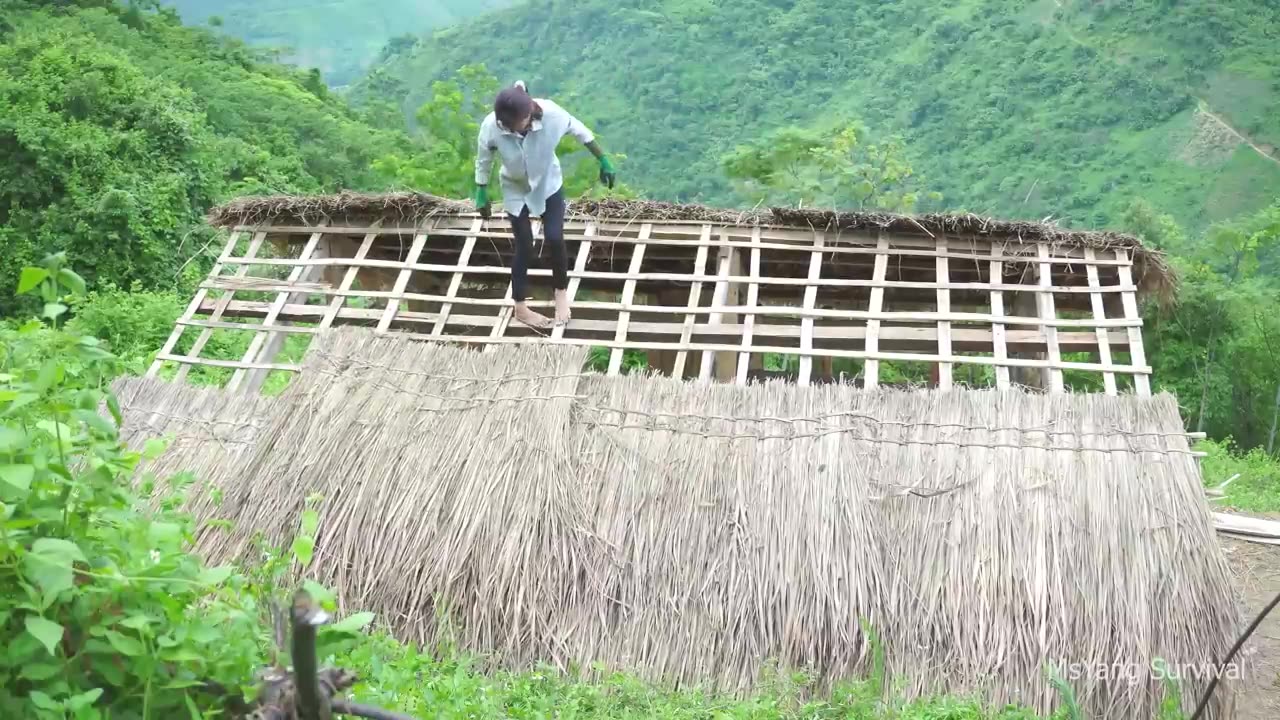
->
[508,188,568,303]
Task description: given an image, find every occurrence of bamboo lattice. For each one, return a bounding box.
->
[148,214,1154,395]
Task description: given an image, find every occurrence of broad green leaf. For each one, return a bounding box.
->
[303,580,336,612]
[0,464,34,493]
[57,269,87,296]
[25,538,85,600]
[29,690,60,711]
[24,616,64,657]
[42,303,68,320]
[106,394,123,427]
[19,661,62,681]
[147,521,183,550]
[72,410,117,439]
[17,268,49,295]
[3,393,39,416]
[67,688,103,711]
[34,420,73,442]
[291,535,315,567]
[197,565,234,586]
[104,630,143,657]
[159,647,205,664]
[33,538,87,564]
[329,611,376,634]
[121,614,152,631]
[300,507,319,535]
[142,437,168,460]
[0,427,24,452]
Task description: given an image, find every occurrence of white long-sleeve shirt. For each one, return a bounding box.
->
[474,98,595,217]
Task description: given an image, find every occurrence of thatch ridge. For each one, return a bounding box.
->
[114,328,1242,718]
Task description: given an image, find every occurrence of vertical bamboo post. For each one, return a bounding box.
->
[735,229,762,386]
[798,230,824,387]
[1083,247,1117,395]
[1116,249,1151,396]
[1037,243,1064,393]
[936,236,953,391]
[989,244,1011,390]
[863,232,889,389]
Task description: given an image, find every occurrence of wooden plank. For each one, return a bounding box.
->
[936,236,953,391]
[197,298,1131,349]
[156,353,299,373]
[178,318,316,335]
[551,223,596,341]
[213,254,1136,294]
[608,225,650,375]
[226,229,326,393]
[864,233,890,389]
[375,231,432,333]
[990,247,1010,390]
[735,229,762,386]
[173,231,267,382]
[196,278,1146,329]
[317,230,378,332]
[672,226,711,379]
[432,230,479,337]
[197,298,1146,373]
[1116,250,1151,396]
[1037,244,1065,393]
[1084,247,1117,395]
[798,231,825,386]
[147,230,241,378]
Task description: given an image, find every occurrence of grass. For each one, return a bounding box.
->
[330,629,1070,720]
[1197,437,1280,514]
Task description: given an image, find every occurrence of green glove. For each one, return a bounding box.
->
[473,184,491,219]
[598,156,616,189]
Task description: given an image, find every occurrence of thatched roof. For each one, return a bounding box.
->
[205,192,1175,301]
[115,328,1240,718]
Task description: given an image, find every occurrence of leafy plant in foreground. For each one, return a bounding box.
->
[0,252,271,719]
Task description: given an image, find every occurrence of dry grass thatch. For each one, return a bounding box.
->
[205,191,1175,302]
[114,327,1241,719]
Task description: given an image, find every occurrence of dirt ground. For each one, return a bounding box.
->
[1220,535,1280,719]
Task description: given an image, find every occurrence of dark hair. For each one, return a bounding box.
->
[494,84,535,129]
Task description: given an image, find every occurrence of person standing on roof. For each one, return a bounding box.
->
[473,81,616,329]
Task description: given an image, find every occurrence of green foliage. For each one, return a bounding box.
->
[354,0,1280,231]
[162,0,516,87]
[722,120,942,211]
[1196,438,1280,513]
[0,0,416,315]
[0,253,268,718]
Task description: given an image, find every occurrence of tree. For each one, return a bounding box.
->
[721,119,940,212]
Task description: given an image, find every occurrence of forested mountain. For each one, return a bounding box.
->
[0,0,414,314]
[162,0,517,86]
[353,0,1280,234]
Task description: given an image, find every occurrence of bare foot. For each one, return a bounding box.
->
[554,289,572,326]
[514,303,552,329]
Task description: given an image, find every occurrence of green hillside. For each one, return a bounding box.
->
[352,0,1280,233]
[163,0,517,86]
[0,0,414,314]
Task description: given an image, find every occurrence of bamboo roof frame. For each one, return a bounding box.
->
[152,193,1166,396]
